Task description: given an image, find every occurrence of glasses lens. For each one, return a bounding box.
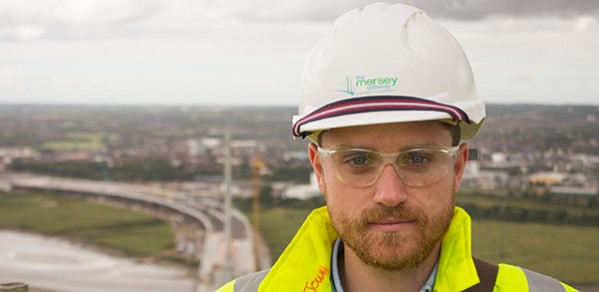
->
[322,147,456,187]
[395,149,453,187]
[328,149,382,186]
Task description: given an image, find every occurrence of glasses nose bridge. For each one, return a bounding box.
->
[372,152,404,183]
[378,152,401,167]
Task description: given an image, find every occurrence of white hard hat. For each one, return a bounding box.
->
[292,2,485,140]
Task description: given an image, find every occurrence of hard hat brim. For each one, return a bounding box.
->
[292,95,484,141]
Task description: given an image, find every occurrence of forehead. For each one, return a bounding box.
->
[320,121,452,149]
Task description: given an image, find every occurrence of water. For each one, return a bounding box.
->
[0,230,196,292]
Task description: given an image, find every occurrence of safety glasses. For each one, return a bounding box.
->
[317,145,460,187]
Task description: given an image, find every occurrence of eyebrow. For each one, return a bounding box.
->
[325,143,448,151]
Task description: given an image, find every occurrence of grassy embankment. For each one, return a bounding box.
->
[0,191,175,257]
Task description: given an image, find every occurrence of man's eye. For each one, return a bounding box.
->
[401,152,434,165]
[409,155,429,164]
[349,156,368,166]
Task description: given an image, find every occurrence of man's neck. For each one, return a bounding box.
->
[340,242,441,292]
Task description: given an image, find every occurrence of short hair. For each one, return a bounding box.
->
[442,123,461,146]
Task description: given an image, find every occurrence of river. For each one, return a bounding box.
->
[0,230,197,292]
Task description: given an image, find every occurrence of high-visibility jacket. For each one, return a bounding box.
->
[216,206,578,292]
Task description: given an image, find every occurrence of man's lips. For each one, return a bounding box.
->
[368,217,416,232]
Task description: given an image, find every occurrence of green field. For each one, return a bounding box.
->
[0,192,175,256]
[472,220,599,284]
[41,132,115,151]
[255,207,599,285]
[258,207,314,260]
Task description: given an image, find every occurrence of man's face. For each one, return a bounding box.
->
[308,121,468,271]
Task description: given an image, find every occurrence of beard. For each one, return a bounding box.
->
[331,203,454,271]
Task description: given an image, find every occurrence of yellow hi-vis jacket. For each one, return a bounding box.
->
[216,206,578,292]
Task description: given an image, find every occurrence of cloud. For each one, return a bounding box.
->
[14,25,45,40]
[0,68,26,94]
[0,0,597,106]
[0,67,24,78]
[575,15,596,32]
[206,0,599,22]
[1,0,597,42]
[2,0,597,29]
[411,0,599,20]
[0,0,164,41]
[0,0,163,25]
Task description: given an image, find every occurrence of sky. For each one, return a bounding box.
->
[1,0,598,106]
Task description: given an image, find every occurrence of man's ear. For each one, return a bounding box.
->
[453,143,469,193]
[308,143,326,194]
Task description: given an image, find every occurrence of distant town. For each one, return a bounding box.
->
[1,104,598,205]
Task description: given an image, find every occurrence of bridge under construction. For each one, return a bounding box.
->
[1,172,271,291]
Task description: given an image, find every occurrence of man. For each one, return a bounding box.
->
[217,3,578,291]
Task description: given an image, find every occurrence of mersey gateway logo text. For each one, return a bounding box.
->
[337,75,399,96]
[356,76,398,87]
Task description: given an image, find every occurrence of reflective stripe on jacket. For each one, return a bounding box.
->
[216,206,578,292]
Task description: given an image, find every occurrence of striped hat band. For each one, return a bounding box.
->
[292,96,471,138]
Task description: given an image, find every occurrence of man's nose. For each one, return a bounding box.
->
[372,164,409,207]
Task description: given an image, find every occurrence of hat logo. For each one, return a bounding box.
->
[335,76,355,96]
[336,75,398,96]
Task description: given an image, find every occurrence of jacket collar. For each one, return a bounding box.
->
[259,206,479,291]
